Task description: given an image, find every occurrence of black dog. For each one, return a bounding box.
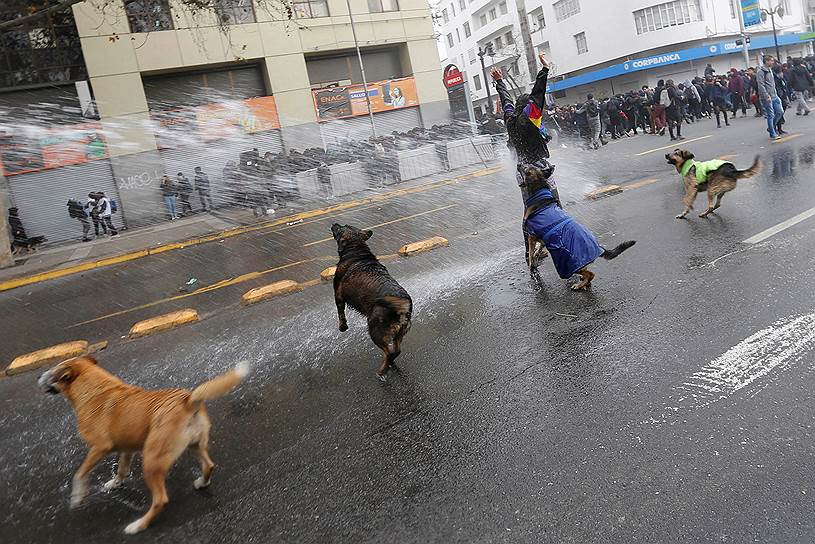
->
[331,224,412,381]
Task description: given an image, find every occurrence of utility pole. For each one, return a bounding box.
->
[345,0,376,138]
[736,1,751,69]
[0,175,14,269]
[477,44,494,116]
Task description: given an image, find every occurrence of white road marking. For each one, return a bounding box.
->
[742,206,815,244]
[676,312,815,409]
[635,134,713,156]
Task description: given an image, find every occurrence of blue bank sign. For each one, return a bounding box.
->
[741,0,761,27]
[548,32,813,92]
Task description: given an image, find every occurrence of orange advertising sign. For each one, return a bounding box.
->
[152,95,281,148]
[0,122,107,177]
[313,77,419,121]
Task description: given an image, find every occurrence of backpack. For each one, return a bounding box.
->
[110,199,118,213]
[586,100,599,117]
[658,87,670,106]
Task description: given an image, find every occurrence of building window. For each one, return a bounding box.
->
[442,8,449,23]
[479,13,487,26]
[728,0,736,18]
[489,8,497,20]
[468,48,476,63]
[456,28,461,42]
[474,73,481,90]
[459,0,466,10]
[633,0,701,35]
[124,0,174,32]
[574,31,588,54]
[293,0,330,18]
[213,0,255,25]
[451,2,456,16]
[537,12,546,29]
[464,21,471,37]
[494,36,502,50]
[499,1,508,15]
[447,33,454,47]
[511,60,519,75]
[369,0,399,12]
[505,31,514,44]
[553,0,580,21]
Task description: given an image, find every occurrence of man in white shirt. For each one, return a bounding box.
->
[96,192,118,236]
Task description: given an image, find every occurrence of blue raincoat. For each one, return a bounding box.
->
[524,188,603,279]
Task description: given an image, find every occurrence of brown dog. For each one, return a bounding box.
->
[38,356,248,534]
[665,149,761,219]
[331,223,412,380]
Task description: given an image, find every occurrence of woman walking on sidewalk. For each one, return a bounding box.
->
[160,175,178,220]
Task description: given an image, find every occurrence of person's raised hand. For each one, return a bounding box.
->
[538,52,549,69]
[490,67,503,81]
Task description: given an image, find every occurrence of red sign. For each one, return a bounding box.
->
[444,64,465,89]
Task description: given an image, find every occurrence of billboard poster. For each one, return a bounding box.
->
[312,77,419,122]
[0,122,107,177]
[741,0,761,27]
[152,95,281,148]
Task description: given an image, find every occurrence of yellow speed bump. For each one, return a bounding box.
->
[128,309,199,339]
[398,236,449,257]
[586,185,623,199]
[6,340,89,376]
[241,280,302,305]
[320,266,337,281]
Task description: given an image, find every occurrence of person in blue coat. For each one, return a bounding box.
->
[522,164,636,290]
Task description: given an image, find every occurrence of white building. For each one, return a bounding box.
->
[439,0,537,117]
[524,0,814,102]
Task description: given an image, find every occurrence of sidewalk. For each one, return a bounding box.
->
[0,162,499,285]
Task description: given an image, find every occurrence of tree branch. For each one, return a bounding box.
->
[0,0,87,31]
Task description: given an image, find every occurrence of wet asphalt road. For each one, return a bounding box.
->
[2,114,815,543]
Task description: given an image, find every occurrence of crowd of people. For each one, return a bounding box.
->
[548,56,815,148]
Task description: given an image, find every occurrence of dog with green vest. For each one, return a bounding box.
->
[665,149,762,219]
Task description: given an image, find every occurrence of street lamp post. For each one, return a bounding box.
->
[760,3,786,62]
[345,0,376,138]
[477,44,494,117]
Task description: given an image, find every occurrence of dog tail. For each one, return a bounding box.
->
[736,156,762,179]
[189,361,250,404]
[602,240,636,260]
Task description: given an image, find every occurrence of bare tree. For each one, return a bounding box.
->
[0,0,296,32]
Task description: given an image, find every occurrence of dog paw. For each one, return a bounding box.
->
[124,520,145,535]
[571,284,588,291]
[377,373,388,383]
[194,477,211,489]
[69,483,88,508]
[338,322,348,332]
[103,478,121,491]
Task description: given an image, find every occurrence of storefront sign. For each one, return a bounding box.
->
[741,0,762,27]
[444,64,465,89]
[548,31,815,92]
[0,122,107,177]
[312,77,419,122]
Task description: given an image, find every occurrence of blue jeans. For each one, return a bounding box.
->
[764,96,783,138]
[164,195,177,218]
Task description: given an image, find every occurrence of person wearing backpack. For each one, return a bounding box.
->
[652,80,668,136]
[95,191,118,236]
[67,199,91,242]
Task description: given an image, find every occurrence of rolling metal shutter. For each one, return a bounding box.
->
[320,107,422,150]
[7,159,121,245]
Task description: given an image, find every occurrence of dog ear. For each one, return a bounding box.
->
[363,230,373,240]
[681,150,694,160]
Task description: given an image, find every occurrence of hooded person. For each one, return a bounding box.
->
[490,52,560,265]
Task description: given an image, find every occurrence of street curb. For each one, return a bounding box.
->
[241,280,302,305]
[6,340,89,376]
[586,185,624,199]
[399,237,449,257]
[128,309,199,339]
[0,165,502,294]
[320,267,337,281]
